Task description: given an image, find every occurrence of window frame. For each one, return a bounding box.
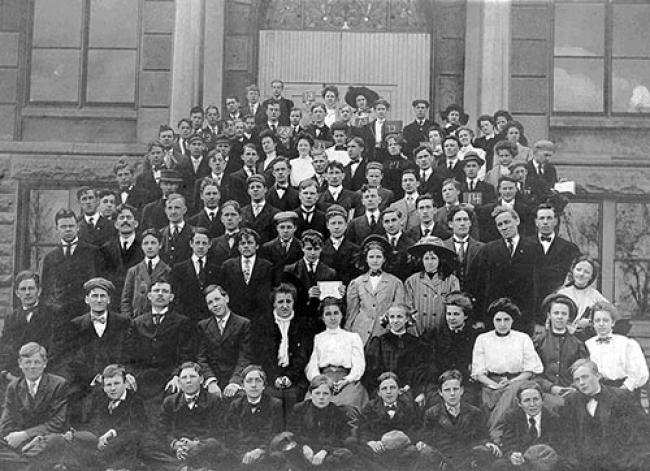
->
[25,0,143,108]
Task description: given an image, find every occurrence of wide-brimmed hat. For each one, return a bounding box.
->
[407,236,457,261]
[540,293,578,321]
[461,151,486,167]
[345,86,379,108]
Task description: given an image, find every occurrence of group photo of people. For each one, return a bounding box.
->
[0,80,649,471]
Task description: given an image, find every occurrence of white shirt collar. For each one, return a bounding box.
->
[169,221,185,231]
[119,233,136,247]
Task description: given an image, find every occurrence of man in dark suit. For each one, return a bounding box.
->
[188,177,225,239]
[171,228,219,323]
[459,152,497,206]
[382,207,415,281]
[260,211,303,281]
[113,158,149,218]
[197,286,253,398]
[133,139,167,204]
[228,143,259,206]
[476,176,535,242]
[342,136,368,191]
[316,161,360,215]
[0,272,54,378]
[244,84,267,126]
[405,194,449,241]
[434,179,481,240]
[381,135,415,200]
[362,98,391,161]
[66,278,130,422]
[178,134,211,210]
[218,228,274,328]
[389,169,421,232]
[496,382,565,467]
[346,185,386,245]
[41,209,101,343]
[208,200,241,267]
[526,140,558,197]
[413,145,444,207]
[77,187,115,247]
[99,204,144,307]
[159,194,194,267]
[266,158,300,211]
[563,359,650,470]
[294,179,327,237]
[140,169,183,230]
[437,136,466,183]
[0,342,68,469]
[261,79,294,126]
[531,203,580,305]
[402,99,434,158]
[321,205,360,285]
[469,206,539,334]
[443,205,484,291]
[241,174,280,244]
[304,103,332,142]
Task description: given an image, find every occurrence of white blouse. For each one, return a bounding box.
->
[290,156,316,187]
[305,327,365,382]
[471,330,543,378]
[586,334,649,391]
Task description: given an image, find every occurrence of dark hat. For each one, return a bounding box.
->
[523,444,559,471]
[159,124,173,134]
[373,98,390,109]
[83,277,115,294]
[246,174,266,186]
[344,86,380,108]
[361,234,391,253]
[407,236,457,261]
[461,151,485,167]
[325,204,348,220]
[412,99,430,108]
[213,134,230,144]
[273,211,298,224]
[188,134,205,144]
[540,293,578,321]
[441,104,469,125]
[159,169,183,182]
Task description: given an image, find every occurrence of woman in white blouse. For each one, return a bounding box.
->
[585,301,648,392]
[471,298,543,432]
[305,297,369,411]
[321,85,340,127]
[289,132,316,187]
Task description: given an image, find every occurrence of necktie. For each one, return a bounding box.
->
[370,214,377,228]
[421,170,426,181]
[506,238,514,256]
[423,228,430,237]
[528,417,538,439]
[391,237,397,248]
[172,225,179,238]
[88,217,95,228]
[253,204,261,217]
[198,258,205,286]
[123,241,128,253]
[147,259,153,276]
[228,234,236,249]
[243,258,252,284]
[448,162,453,170]
[208,211,215,222]
[539,165,544,175]
[218,318,225,335]
[470,180,475,191]
[283,241,290,253]
[63,244,70,257]
[152,314,163,325]
[28,381,37,398]
[271,124,277,133]
[457,240,466,264]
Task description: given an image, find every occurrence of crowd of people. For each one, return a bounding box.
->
[0,80,649,471]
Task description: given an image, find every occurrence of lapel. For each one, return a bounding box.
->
[221,314,238,341]
[21,374,48,410]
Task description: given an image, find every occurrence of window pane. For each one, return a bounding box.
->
[86,49,136,103]
[30,49,80,102]
[554,3,604,57]
[553,58,604,112]
[89,0,139,48]
[33,0,82,47]
[613,59,650,113]
[613,5,650,57]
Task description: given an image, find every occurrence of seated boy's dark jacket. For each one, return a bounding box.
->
[0,303,54,375]
[358,395,419,443]
[288,400,354,450]
[81,388,148,438]
[499,407,564,454]
[159,390,223,444]
[421,400,486,453]
[224,392,283,453]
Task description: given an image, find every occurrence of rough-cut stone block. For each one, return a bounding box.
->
[12,155,121,183]
[0,223,14,243]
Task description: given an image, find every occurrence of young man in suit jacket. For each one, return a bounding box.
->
[188,177,225,239]
[99,204,144,308]
[436,135,466,183]
[140,169,183,230]
[208,200,242,267]
[171,228,219,323]
[177,134,211,210]
[316,160,360,216]
[405,194,449,241]
[113,158,149,219]
[362,98,391,162]
[228,143,260,207]
[76,186,116,247]
[159,194,194,267]
[459,152,497,206]
[443,206,484,292]
[0,342,68,468]
[294,179,327,238]
[402,99,433,158]
[342,137,368,191]
[412,145,444,207]
[381,208,415,281]
[303,103,332,142]
[262,80,294,126]
[260,211,303,282]
[434,179,481,241]
[218,228,274,328]
[389,169,421,233]
[197,286,253,398]
[240,174,280,244]
[321,205,360,285]
[526,140,558,196]
[266,157,300,211]
[346,185,386,245]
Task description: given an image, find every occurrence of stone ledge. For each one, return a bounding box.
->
[0,141,146,156]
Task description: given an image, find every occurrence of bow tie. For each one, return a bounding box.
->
[386,404,397,411]
[596,336,612,344]
[91,315,106,324]
[369,270,382,277]
[276,185,288,191]
[451,327,464,334]
[540,236,552,242]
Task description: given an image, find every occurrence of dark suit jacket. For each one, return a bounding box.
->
[316,187,360,214]
[303,123,332,142]
[244,100,267,126]
[78,215,116,247]
[177,157,211,208]
[67,312,131,387]
[359,396,419,442]
[100,237,144,301]
[218,257,274,325]
[500,408,564,454]
[160,223,194,267]
[120,258,172,318]
[260,237,303,278]
[422,401,487,453]
[208,233,239,267]
[224,393,283,454]
[241,202,279,243]
[432,325,479,379]
[346,213,386,245]
[469,237,539,331]
[140,198,168,230]
[343,159,368,191]
[382,156,417,199]
[435,159,465,183]
[0,373,68,439]
[362,120,387,156]
[228,168,253,206]
[187,209,225,240]
[288,401,353,450]
[294,207,327,238]
[261,96,294,126]
[402,119,434,157]
[477,199,535,242]
[196,313,252,386]
[418,172,444,207]
[405,223,448,241]
[134,168,162,204]
[266,185,300,211]
[526,161,558,190]
[385,233,415,281]
[192,175,232,214]
[159,390,223,443]
[125,310,194,375]
[321,238,360,285]
[119,184,150,218]
[443,236,484,291]
[460,180,497,206]
[529,235,580,304]
[83,389,147,437]
[0,304,54,375]
[171,257,219,322]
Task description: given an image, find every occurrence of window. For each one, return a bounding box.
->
[553,1,650,115]
[29,0,140,106]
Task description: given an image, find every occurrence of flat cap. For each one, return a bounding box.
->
[246,174,267,186]
[83,277,115,294]
[159,169,183,182]
[273,211,298,223]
